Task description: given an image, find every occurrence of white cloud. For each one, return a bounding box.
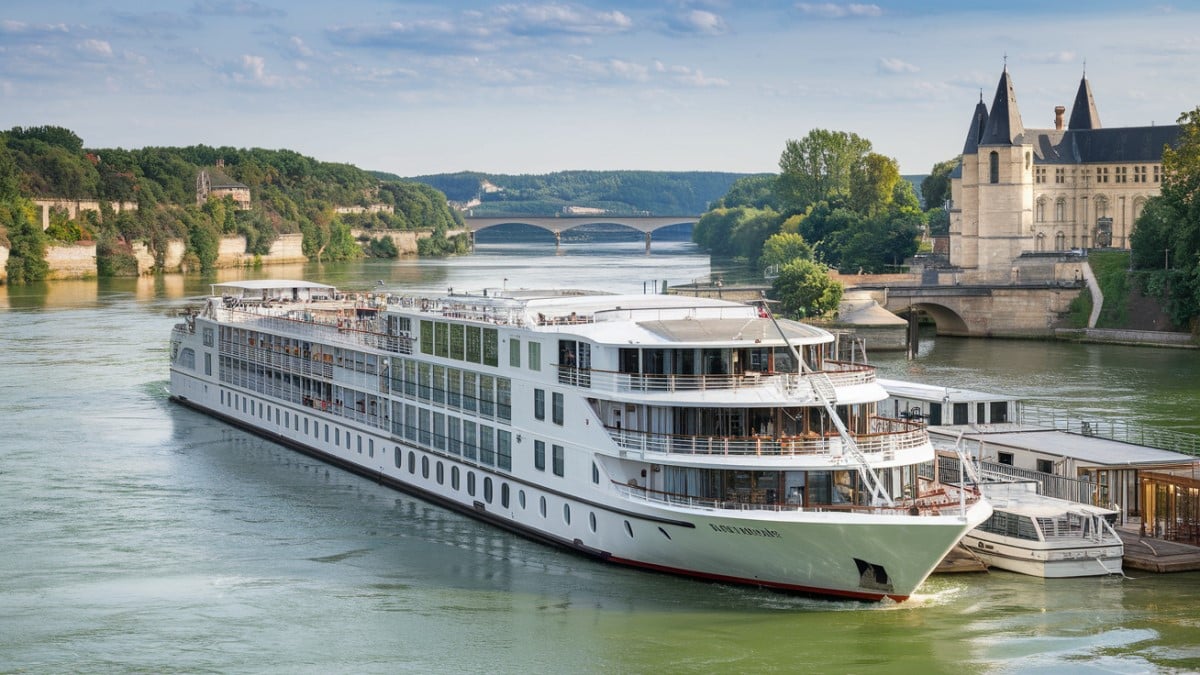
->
[878,57,918,74]
[77,39,114,59]
[664,9,729,36]
[225,54,282,87]
[795,3,882,19]
[1027,50,1076,64]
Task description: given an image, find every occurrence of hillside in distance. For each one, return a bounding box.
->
[393,170,759,217]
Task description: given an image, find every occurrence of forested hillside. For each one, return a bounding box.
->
[407,170,754,216]
[0,126,465,283]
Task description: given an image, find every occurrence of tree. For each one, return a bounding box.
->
[1131,106,1200,326]
[717,174,779,210]
[759,232,813,275]
[849,153,901,217]
[776,130,872,214]
[771,258,843,319]
[3,198,50,284]
[920,157,958,210]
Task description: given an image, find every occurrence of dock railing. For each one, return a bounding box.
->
[1020,404,1200,457]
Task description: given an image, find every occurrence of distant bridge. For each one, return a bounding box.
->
[462,215,699,252]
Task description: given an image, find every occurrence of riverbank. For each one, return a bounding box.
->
[1055,327,1197,349]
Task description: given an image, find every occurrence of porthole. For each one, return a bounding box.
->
[563,503,571,525]
[501,483,510,508]
[539,496,547,517]
[467,471,476,497]
[518,490,526,509]
[436,461,444,485]
[421,455,430,479]
[394,446,403,469]
[408,451,416,474]
[484,476,493,503]
[451,466,460,490]
[589,512,596,533]
[624,520,633,538]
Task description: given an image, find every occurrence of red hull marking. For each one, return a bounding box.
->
[607,556,909,603]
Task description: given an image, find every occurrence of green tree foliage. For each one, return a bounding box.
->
[848,153,901,217]
[2,198,50,284]
[692,206,783,262]
[412,170,744,215]
[776,130,872,214]
[715,174,779,210]
[759,232,813,274]
[0,127,461,271]
[771,258,843,319]
[1130,107,1200,326]
[920,157,958,210]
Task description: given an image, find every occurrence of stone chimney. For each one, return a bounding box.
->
[1054,105,1066,130]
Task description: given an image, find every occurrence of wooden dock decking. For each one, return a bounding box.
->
[1117,529,1200,573]
[934,543,989,574]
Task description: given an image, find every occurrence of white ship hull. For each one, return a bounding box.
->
[961,531,1124,578]
[168,282,991,601]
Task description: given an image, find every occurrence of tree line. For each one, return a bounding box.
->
[0,126,467,284]
[407,170,748,216]
[692,129,938,318]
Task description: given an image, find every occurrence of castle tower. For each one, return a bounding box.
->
[1067,75,1101,130]
[969,67,1034,281]
[949,95,989,270]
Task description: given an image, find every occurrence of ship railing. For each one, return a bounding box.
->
[218,372,389,431]
[214,306,414,355]
[611,481,978,516]
[390,295,527,327]
[606,418,926,459]
[556,363,875,393]
[1020,403,1200,457]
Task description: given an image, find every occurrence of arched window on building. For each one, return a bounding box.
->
[1134,197,1146,221]
[1035,232,1046,252]
[989,152,1000,184]
[1036,198,1046,223]
[1055,198,1066,222]
[1055,231,1066,251]
[1094,195,1109,218]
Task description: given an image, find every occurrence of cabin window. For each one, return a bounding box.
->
[422,455,430,478]
[989,151,999,184]
[589,512,597,533]
[519,490,526,509]
[510,338,521,367]
[953,403,969,425]
[482,328,499,367]
[976,403,985,423]
[203,328,214,347]
[436,461,444,485]
[592,462,599,484]
[449,323,465,360]
[990,401,1009,423]
[368,439,374,458]
[463,420,477,461]
[497,379,511,422]
[434,321,449,358]
[552,392,564,425]
[539,496,547,517]
[479,424,495,466]
[484,477,493,503]
[180,348,196,370]
[465,326,481,363]
[563,503,571,525]
[534,440,546,471]
[534,389,545,421]
[1037,459,1054,474]
[419,320,434,355]
[467,471,476,497]
[408,450,416,474]
[433,412,446,451]
[528,342,541,371]
[451,466,460,490]
[501,483,510,508]
[998,452,1014,466]
[447,417,461,455]
[394,446,403,469]
[552,444,565,477]
[498,430,512,471]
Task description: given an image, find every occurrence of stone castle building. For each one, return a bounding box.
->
[948,67,1181,283]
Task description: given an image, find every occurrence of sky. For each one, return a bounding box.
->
[3,1,1198,178]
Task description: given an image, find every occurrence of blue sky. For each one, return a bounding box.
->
[3,1,1197,177]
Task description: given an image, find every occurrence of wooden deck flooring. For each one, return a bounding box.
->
[1118,529,1200,573]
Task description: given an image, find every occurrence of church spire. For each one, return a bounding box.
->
[979,66,1024,145]
[1067,73,1101,130]
[962,94,990,155]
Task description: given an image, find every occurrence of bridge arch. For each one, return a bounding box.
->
[890,301,971,337]
[463,215,699,253]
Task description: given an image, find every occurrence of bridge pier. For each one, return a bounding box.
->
[554,231,561,255]
[644,232,652,254]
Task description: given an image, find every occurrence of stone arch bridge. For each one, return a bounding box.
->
[857,283,1085,338]
[463,215,698,252]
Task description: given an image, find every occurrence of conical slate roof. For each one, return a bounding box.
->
[1067,75,1101,130]
[979,67,1024,145]
[962,94,990,154]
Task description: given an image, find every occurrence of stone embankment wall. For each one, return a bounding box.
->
[0,233,309,282]
[351,229,428,255]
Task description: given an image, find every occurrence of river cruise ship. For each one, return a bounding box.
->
[168,280,991,601]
